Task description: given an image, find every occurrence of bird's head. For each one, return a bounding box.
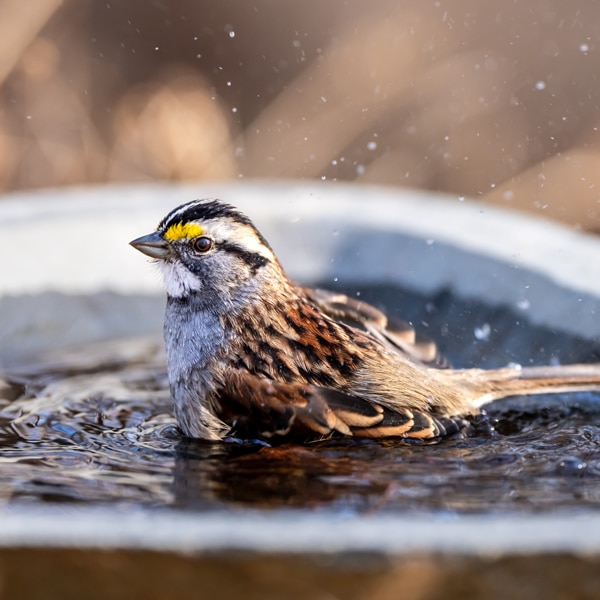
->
[130,199,280,306]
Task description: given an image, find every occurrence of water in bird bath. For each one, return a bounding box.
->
[2,284,600,513]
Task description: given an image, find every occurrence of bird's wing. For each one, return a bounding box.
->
[300,287,448,368]
[218,368,465,441]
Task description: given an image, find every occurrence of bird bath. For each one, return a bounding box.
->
[2,181,600,598]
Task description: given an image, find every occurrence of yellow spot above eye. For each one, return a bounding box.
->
[163,222,204,241]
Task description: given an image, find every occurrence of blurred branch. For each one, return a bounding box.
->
[0,0,62,87]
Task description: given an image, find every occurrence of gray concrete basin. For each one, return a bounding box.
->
[1,181,600,599]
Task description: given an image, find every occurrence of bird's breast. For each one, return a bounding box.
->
[164,297,228,384]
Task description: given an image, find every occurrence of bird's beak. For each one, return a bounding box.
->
[129,231,171,259]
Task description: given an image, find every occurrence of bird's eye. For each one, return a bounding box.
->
[192,236,214,253]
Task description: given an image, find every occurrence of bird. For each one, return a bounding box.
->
[130,198,600,442]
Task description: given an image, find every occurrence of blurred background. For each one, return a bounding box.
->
[2,0,600,229]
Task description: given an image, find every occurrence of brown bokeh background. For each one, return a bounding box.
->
[3,0,600,228]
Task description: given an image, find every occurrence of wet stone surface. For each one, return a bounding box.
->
[1,284,600,514]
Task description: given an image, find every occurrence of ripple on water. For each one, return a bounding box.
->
[2,354,600,514]
[2,285,600,514]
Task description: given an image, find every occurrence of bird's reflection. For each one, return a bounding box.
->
[172,437,396,511]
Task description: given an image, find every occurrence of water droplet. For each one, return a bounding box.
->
[557,458,587,473]
[535,80,546,91]
[579,43,589,53]
[474,323,491,341]
[367,141,377,151]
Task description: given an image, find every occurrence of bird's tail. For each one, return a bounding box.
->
[452,363,600,409]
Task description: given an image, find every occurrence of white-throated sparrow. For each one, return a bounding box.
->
[131,198,600,441]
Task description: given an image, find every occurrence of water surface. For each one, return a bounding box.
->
[2,285,600,514]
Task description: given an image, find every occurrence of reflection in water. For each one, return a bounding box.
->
[172,408,600,513]
[1,286,600,513]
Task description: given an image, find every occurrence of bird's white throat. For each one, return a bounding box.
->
[158,260,201,298]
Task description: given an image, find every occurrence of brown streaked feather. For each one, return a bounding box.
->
[302,287,447,367]
[321,391,384,428]
[216,368,470,441]
[352,406,416,438]
[352,408,468,440]
[225,295,368,390]
[219,369,353,439]
[218,374,298,438]
[381,315,416,345]
[301,287,389,328]
[226,285,600,442]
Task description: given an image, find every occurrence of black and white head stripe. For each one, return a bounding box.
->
[157,199,273,251]
[159,199,248,231]
[157,199,277,272]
